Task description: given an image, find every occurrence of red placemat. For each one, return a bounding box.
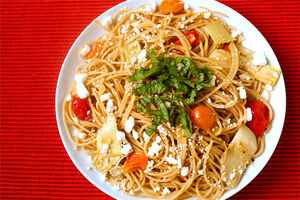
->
[0,0,299,199]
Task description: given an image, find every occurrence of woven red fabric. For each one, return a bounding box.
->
[0,0,299,199]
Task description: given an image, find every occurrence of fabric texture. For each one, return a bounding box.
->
[0,0,299,199]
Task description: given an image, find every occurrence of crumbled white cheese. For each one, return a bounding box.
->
[162,187,170,195]
[137,49,147,63]
[239,74,250,80]
[203,12,211,19]
[273,72,279,78]
[132,130,139,140]
[80,45,91,57]
[134,27,140,35]
[180,24,185,29]
[157,24,162,28]
[124,116,135,133]
[141,2,156,13]
[76,82,90,98]
[101,144,109,154]
[181,167,189,176]
[101,16,113,28]
[166,155,178,165]
[66,94,72,101]
[144,160,154,172]
[131,21,140,27]
[147,141,162,157]
[75,73,88,83]
[265,84,273,91]
[77,132,86,139]
[210,75,216,86]
[121,143,132,155]
[130,14,135,20]
[165,101,171,107]
[154,186,160,192]
[239,169,243,174]
[230,172,236,179]
[184,3,189,10]
[157,125,167,135]
[252,51,267,66]
[116,131,125,141]
[246,108,253,121]
[207,97,212,103]
[100,93,112,102]
[143,132,150,142]
[193,7,207,13]
[226,118,231,124]
[156,136,161,143]
[237,87,247,99]
[106,99,114,113]
[198,169,203,175]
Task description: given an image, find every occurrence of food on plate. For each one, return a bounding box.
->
[63,1,281,199]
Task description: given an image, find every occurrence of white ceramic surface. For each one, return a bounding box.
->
[55,0,286,199]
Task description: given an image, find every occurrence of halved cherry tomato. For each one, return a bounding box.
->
[173,30,200,49]
[86,41,105,59]
[71,96,91,121]
[160,0,184,14]
[246,101,270,138]
[124,152,148,173]
[189,105,216,131]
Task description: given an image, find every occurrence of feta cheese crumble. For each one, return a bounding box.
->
[162,187,170,195]
[154,186,160,192]
[147,141,162,157]
[66,94,72,101]
[80,45,91,57]
[75,74,88,83]
[76,82,90,99]
[165,155,178,165]
[181,167,189,176]
[203,12,211,19]
[246,108,253,121]
[100,93,112,102]
[252,51,267,66]
[77,132,86,139]
[116,131,125,141]
[132,130,139,140]
[124,116,135,133]
[237,87,247,99]
[106,99,114,113]
[121,143,132,155]
[137,49,147,63]
[101,16,112,28]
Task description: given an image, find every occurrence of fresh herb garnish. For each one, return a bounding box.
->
[127,49,213,137]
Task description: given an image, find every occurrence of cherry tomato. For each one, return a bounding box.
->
[189,105,216,131]
[160,0,184,14]
[71,96,91,121]
[246,101,270,138]
[124,152,148,173]
[174,30,200,49]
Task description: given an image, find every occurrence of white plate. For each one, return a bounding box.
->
[55,0,286,199]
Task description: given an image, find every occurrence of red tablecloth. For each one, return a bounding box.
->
[0,0,299,199]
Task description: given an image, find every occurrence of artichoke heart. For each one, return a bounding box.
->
[221,125,257,188]
[92,113,123,174]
